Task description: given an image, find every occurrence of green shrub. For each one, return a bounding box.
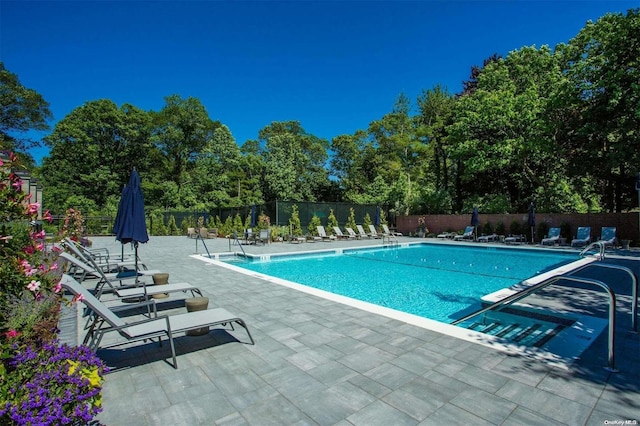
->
[167,215,180,236]
[363,213,372,228]
[482,221,493,235]
[345,208,357,230]
[289,205,302,236]
[560,222,572,241]
[509,220,522,236]
[327,209,338,233]
[308,215,321,235]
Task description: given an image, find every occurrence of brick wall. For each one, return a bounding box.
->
[397,213,640,245]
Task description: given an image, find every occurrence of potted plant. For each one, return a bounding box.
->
[417,216,428,238]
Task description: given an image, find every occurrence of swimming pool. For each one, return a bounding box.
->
[221,243,578,323]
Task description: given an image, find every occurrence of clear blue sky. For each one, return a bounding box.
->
[1,1,637,164]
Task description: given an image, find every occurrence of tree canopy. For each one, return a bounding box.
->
[0,62,52,165]
[4,9,638,217]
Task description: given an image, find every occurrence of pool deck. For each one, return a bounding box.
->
[64,236,640,425]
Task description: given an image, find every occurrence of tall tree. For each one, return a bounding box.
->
[556,8,640,212]
[449,45,563,212]
[150,94,219,189]
[193,124,245,208]
[259,121,329,202]
[0,62,52,162]
[415,85,455,203]
[40,100,154,212]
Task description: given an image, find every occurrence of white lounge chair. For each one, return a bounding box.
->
[345,227,360,239]
[317,226,336,242]
[356,225,371,239]
[368,225,382,239]
[382,224,402,236]
[61,274,254,369]
[504,234,525,244]
[453,226,474,241]
[436,232,456,239]
[477,234,498,243]
[333,226,355,240]
[541,227,561,246]
[571,227,591,247]
[597,227,617,248]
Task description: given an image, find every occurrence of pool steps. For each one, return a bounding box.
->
[466,315,567,348]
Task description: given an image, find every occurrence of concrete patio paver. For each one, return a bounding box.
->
[60,235,639,425]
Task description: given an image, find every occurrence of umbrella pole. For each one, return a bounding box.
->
[134,241,140,284]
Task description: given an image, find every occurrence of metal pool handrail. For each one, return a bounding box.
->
[580,241,606,260]
[229,232,246,257]
[195,234,212,259]
[451,275,618,372]
[569,262,638,332]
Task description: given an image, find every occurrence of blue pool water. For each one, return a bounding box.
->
[228,244,578,323]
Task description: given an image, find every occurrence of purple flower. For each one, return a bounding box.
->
[1,340,107,425]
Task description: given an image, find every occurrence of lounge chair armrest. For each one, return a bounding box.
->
[108,299,158,317]
[110,314,170,330]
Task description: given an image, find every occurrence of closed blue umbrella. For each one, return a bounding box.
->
[374,207,381,226]
[250,205,257,228]
[471,207,479,240]
[528,202,536,243]
[114,169,149,278]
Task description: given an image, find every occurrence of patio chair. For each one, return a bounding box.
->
[541,227,561,246]
[382,224,402,236]
[356,225,371,239]
[317,226,336,242]
[436,232,456,239]
[571,227,591,247]
[345,227,360,239]
[199,227,209,239]
[597,227,617,248]
[61,274,254,369]
[256,229,271,245]
[477,234,498,243]
[333,226,355,240]
[60,252,201,300]
[368,225,382,239]
[453,226,475,241]
[187,227,197,238]
[64,237,143,273]
[504,234,525,244]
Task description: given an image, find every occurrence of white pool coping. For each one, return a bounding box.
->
[193,248,608,369]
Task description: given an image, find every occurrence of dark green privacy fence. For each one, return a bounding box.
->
[163,201,389,229]
[46,202,390,236]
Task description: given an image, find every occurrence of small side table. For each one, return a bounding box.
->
[185,297,210,336]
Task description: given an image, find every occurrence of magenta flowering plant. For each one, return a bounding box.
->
[0,151,62,338]
[0,340,108,425]
[59,208,84,241]
[1,151,106,425]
